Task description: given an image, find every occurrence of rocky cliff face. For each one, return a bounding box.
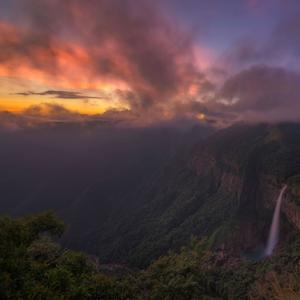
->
[259,174,300,230]
[282,199,300,229]
[188,124,300,254]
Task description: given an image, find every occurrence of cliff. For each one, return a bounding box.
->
[75,123,300,267]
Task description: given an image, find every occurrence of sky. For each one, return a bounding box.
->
[1,0,300,127]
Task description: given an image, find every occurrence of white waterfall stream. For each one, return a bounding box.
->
[264,185,288,257]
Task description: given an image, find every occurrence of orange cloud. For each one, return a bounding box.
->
[0,21,127,92]
[0,0,213,115]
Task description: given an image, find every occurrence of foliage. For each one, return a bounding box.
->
[87,123,300,268]
[1,212,300,299]
[2,124,300,299]
[135,234,300,300]
[0,212,134,300]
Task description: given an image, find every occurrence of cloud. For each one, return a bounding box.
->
[225,10,300,69]
[0,103,148,130]
[270,14,300,59]
[0,103,96,128]
[23,103,85,120]
[2,1,300,127]
[218,65,300,123]
[5,64,300,128]
[0,0,210,116]
[16,90,103,100]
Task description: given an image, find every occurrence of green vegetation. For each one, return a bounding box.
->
[2,123,300,299]
[1,212,300,299]
[136,234,300,300]
[87,124,300,268]
[0,212,134,300]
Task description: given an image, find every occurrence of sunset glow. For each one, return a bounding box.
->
[1,0,300,125]
[0,0,215,123]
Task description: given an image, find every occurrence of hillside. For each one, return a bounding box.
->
[1,212,300,299]
[1,123,300,270]
[67,123,300,267]
[1,123,300,299]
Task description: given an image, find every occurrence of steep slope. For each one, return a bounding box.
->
[1,122,300,268]
[80,123,300,267]
[0,123,212,257]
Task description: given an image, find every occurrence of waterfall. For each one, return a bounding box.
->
[264,185,288,257]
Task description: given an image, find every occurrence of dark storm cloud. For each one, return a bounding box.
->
[16,90,102,100]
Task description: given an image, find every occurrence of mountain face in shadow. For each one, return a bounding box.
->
[66,123,300,267]
[0,123,211,254]
[1,122,300,267]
